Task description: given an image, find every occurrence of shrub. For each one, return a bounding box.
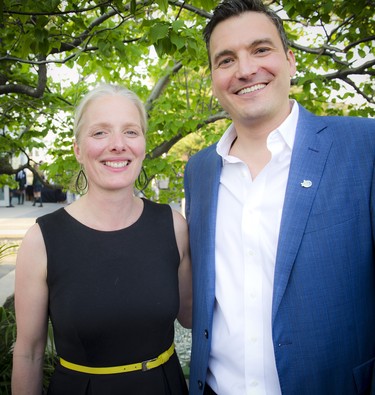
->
[0,295,57,393]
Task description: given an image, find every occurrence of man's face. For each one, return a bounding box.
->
[209,11,296,130]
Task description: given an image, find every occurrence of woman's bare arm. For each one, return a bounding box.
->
[12,223,49,395]
[172,210,192,329]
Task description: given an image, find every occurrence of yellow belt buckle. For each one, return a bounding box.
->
[142,356,158,371]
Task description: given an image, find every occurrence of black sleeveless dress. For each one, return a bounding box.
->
[37,199,188,395]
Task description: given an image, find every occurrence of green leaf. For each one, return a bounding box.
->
[149,22,170,42]
[130,0,137,14]
[155,0,169,14]
[170,31,185,50]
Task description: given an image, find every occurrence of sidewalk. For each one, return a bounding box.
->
[0,201,66,305]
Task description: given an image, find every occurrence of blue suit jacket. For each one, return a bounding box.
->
[184,105,375,395]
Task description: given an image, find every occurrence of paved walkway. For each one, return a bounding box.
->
[0,201,66,305]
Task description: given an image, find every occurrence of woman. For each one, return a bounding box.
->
[12,84,192,394]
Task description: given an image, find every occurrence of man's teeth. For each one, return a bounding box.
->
[104,161,129,168]
[238,84,266,95]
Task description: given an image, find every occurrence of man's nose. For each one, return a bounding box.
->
[235,54,258,79]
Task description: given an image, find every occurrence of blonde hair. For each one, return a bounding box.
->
[73,84,148,142]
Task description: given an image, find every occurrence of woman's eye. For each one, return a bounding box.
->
[93,130,106,137]
[125,129,141,136]
[91,129,111,138]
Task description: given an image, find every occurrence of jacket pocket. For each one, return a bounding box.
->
[304,203,359,234]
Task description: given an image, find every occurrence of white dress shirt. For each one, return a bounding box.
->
[207,101,299,395]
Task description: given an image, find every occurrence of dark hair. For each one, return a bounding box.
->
[203,0,289,67]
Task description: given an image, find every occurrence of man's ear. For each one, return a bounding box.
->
[287,49,296,78]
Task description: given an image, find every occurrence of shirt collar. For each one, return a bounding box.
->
[276,99,299,150]
[216,100,299,159]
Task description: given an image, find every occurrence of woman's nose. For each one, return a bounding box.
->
[109,133,126,151]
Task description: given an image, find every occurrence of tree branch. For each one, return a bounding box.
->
[148,111,228,159]
[341,77,374,104]
[322,58,375,80]
[293,58,375,86]
[290,41,350,68]
[0,56,47,97]
[344,36,375,52]
[145,61,183,112]
[3,1,113,16]
[169,0,212,19]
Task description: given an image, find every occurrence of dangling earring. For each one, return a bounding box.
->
[135,166,149,192]
[75,166,88,193]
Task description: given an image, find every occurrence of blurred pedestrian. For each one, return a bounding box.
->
[15,169,27,204]
[32,163,43,207]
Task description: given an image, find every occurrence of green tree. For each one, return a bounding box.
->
[0,0,374,203]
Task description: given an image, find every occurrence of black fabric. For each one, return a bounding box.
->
[37,199,188,395]
[203,384,217,395]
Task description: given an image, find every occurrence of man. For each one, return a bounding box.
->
[32,162,44,207]
[184,1,375,394]
[15,169,27,204]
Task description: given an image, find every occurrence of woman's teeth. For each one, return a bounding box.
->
[104,161,129,168]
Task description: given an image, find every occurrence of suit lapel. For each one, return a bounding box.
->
[203,150,222,312]
[190,146,222,316]
[272,107,333,322]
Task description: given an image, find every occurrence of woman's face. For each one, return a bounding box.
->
[74,94,146,193]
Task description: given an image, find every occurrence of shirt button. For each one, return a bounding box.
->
[250,380,258,387]
[248,249,255,256]
[198,380,203,390]
[204,330,209,339]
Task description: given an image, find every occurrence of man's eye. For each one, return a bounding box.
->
[255,47,271,55]
[218,58,234,67]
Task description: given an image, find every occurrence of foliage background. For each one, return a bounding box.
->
[0,0,374,203]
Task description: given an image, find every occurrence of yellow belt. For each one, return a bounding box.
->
[60,343,175,374]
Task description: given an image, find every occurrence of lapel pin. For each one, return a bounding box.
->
[301,180,312,188]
